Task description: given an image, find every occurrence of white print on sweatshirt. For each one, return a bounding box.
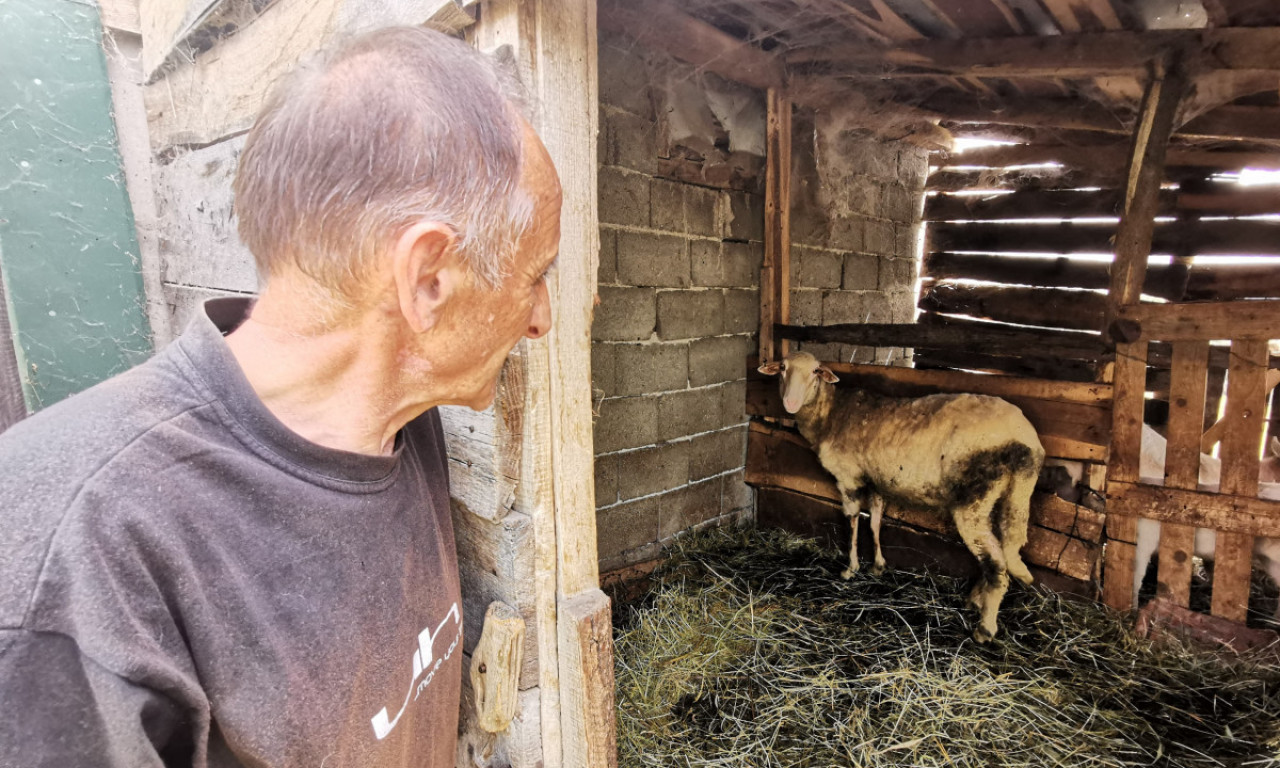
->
[370,603,462,740]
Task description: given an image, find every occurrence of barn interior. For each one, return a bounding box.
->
[589,0,1280,641]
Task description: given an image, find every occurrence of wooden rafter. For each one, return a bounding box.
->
[786,28,1280,78]
[940,142,1280,171]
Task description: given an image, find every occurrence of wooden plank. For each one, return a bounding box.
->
[1107,481,1280,538]
[760,87,791,364]
[1102,340,1147,610]
[926,189,1131,221]
[0,262,27,430]
[926,165,1118,193]
[777,320,1108,360]
[919,283,1107,331]
[1157,341,1210,607]
[139,0,189,78]
[1178,187,1280,215]
[941,143,1280,172]
[597,0,782,91]
[746,372,1111,461]
[1212,338,1270,622]
[1118,300,1280,341]
[1181,106,1280,144]
[558,591,616,768]
[759,355,1114,405]
[914,348,1101,385]
[930,219,1280,257]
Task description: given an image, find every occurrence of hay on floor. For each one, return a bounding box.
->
[614,528,1280,768]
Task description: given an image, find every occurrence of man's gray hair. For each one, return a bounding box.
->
[234,26,533,299]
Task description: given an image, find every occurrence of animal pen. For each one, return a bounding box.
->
[52,0,1280,765]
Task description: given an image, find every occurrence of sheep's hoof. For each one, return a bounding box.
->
[972,626,996,644]
[869,561,886,576]
[840,566,859,580]
[1009,560,1034,586]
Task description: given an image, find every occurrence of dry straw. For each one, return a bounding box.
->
[614,527,1280,768]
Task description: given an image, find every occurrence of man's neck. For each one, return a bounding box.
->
[224,294,428,456]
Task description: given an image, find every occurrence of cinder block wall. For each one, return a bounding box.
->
[592,33,761,573]
[789,110,929,364]
[592,32,929,572]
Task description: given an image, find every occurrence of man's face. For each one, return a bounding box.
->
[435,123,561,410]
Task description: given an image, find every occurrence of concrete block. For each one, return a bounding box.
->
[598,227,618,284]
[790,200,830,248]
[822,290,875,325]
[593,286,657,342]
[843,253,879,290]
[615,342,689,396]
[684,185,721,237]
[828,215,865,252]
[687,425,747,481]
[591,341,617,399]
[880,256,917,291]
[659,476,723,538]
[594,452,619,506]
[797,342,846,362]
[727,190,764,241]
[604,108,658,175]
[864,218,895,256]
[895,222,920,260]
[598,35,653,117]
[898,146,930,190]
[617,231,690,288]
[853,139,899,181]
[723,469,755,513]
[796,247,843,290]
[843,177,879,218]
[718,379,748,427]
[881,182,916,223]
[789,288,823,326]
[689,334,753,387]
[596,495,659,562]
[618,442,690,501]
[690,240,759,288]
[657,387,722,441]
[889,289,920,324]
[594,395,658,454]
[723,289,760,335]
[650,178,685,232]
[656,289,723,340]
[599,167,650,228]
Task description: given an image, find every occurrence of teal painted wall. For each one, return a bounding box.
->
[0,0,152,410]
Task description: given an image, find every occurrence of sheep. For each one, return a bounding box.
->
[759,351,1045,642]
[1132,424,1280,619]
[1261,436,1280,484]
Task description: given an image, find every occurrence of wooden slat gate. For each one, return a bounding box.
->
[1102,303,1280,621]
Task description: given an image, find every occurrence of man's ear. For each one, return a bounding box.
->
[393,221,459,334]
[758,361,783,376]
[817,366,840,384]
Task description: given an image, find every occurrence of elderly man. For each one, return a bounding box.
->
[0,26,559,768]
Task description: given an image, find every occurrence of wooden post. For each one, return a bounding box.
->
[475,2,615,766]
[1158,341,1210,607]
[1211,339,1269,622]
[1101,59,1187,612]
[760,87,792,364]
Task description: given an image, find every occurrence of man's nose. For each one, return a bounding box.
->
[526,280,552,339]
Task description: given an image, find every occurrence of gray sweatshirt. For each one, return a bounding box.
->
[0,298,462,767]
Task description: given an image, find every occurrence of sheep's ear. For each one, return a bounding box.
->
[817,366,839,384]
[758,361,783,376]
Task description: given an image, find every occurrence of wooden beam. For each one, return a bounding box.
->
[1107,481,1280,538]
[1102,340,1147,610]
[1212,339,1270,621]
[776,320,1109,360]
[760,87,791,364]
[927,187,1280,221]
[919,283,1107,331]
[787,28,1280,78]
[1117,299,1280,341]
[1157,341,1211,607]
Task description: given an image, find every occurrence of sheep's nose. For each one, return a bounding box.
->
[526,280,552,339]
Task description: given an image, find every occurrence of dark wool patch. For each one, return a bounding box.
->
[946,443,1035,509]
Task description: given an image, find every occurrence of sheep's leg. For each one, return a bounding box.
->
[1001,471,1036,586]
[1133,518,1161,607]
[868,494,887,576]
[839,487,863,579]
[954,488,1011,643]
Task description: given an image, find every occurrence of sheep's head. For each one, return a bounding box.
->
[757,351,839,414]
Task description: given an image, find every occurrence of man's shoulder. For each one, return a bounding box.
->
[0,346,215,626]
